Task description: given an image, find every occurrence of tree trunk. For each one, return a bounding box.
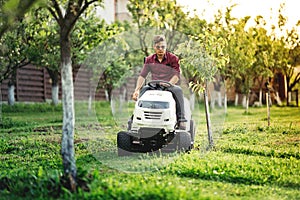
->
[245,94,249,113]
[217,91,222,107]
[8,71,16,106]
[288,91,292,105]
[224,91,227,114]
[259,88,263,106]
[242,95,247,108]
[47,68,59,105]
[204,81,214,148]
[60,30,76,190]
[105,90,109,101]
[52,84,59,105]
[8,84,15,106]
[235,93,239,106]
[275,92,282,106]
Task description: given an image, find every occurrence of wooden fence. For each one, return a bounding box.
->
[1,64,139,103]
[2,64,289,106]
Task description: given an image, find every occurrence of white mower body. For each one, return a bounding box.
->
[131,90,177,133]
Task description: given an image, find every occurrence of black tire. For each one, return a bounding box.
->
[177,131,192,152]
[117,131,132,156]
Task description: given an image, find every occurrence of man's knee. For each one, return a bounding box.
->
[169,85,182,93]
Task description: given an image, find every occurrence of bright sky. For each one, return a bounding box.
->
[177,0,300,34]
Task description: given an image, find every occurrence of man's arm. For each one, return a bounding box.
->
[132,76,145,101]
[169,75,179,85]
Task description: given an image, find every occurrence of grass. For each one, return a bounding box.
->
[0,102,299,199]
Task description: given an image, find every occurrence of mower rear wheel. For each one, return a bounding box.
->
[177,131,192,152]
[117,131,132,156]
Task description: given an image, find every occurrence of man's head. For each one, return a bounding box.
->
[153,35,167,58]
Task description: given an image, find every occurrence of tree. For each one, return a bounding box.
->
[26,7,122,105]
[285,27,300,105]
[0,20,31,105]
[25,8,61,105]
[47,0,103,190]
[222,16,256,112]
[176,32,228,148]
[0,0,41,105]
[83,37,131,102]
[73,18,126,102]
[210,5,257,112]
[249,16,275,107]
[274,3,300,105]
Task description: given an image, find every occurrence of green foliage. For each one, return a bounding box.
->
[127,0,189,55]
[25,7,60,71]
[220,14,257,95]
[83,36,133,101]
[72,14,125,65]
[176,32,228,94]
[0,0,42,38]
[0,20,30,83]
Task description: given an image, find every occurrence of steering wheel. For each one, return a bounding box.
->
[147,80,173,90]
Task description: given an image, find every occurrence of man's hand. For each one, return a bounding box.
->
[132,76,145,101]
[132,90,139,101]
[159,82,171,87]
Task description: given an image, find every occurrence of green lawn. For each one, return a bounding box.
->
[0,102,299,199]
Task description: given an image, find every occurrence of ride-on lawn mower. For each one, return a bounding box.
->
[117,80,195,156]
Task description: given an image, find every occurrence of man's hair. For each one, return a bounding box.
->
[153,35,166,45]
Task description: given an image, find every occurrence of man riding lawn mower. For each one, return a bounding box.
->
[117,35,196,156]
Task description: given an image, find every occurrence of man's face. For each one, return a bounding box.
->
[154,41,166,57]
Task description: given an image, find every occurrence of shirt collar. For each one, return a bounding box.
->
[154,52,167,62]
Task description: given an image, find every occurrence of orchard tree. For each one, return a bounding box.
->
[0,0,41,105]
[26,7,121,105]
[176,31,228,148]
[211,6,257,111]
[73,17,126,103]
[26,8,61,105]
[82,36,131,103]
[285,27,300,104]
[249,16,274,106]
[0,27,30,105]
[223,16,256,111]
[47,0,103,190]
[274,3,300,105]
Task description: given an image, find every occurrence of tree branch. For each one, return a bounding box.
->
[49,0,64,25]
[0,58,30,83]
[71,0,99,28]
